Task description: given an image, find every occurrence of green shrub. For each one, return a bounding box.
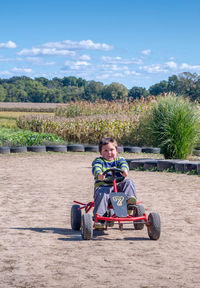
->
[143,94,200,159]
[0,128,65,147]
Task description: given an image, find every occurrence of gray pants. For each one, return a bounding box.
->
[93,179,137,217]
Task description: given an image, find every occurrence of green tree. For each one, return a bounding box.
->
[128,86,148,99]
[84,81,104,102]
[149,80,169,95]
[102,82,128,101]
[0,85,7,101]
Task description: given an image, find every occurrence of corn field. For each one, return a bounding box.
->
[16,97,158,145]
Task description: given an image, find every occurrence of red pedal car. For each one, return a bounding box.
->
[71,168,161,240]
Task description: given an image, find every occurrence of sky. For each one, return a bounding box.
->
[0,0,200,89]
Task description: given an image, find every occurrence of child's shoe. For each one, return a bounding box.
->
[127,196,137,215]
[94,221,105,229]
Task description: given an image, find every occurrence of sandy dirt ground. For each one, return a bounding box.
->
[0,152,200,288]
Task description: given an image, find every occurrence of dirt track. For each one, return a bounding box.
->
[0,152,200,288]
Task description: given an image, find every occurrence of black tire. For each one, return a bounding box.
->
[46,145,67,152]
[27,146,46,152]
[67,144,85,152]
[175,160,189,172]
[157,160,176,172]
[0,147,10,154]
[84,145,99,152]
[147,212,161,240]
[10,146,27,153]
[133,204,145,230]
[184,162,198,173]
[129,159,146,170]
[193,149,200,156]
[71,205,81,231]
[142,147,160,154]
[81,213,93,240]
[124,146,142,153]
[143,160,158,170]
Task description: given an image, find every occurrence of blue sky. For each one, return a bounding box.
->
[0,0,200,89]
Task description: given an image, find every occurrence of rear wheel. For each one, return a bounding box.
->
[71,205,81,231]
[81,213,93,240]
[147,212,161,240]
[133,204,145,230]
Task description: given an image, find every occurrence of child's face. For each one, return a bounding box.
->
[100,143,117,161]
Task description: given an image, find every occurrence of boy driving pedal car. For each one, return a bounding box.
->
[92,137,137,229]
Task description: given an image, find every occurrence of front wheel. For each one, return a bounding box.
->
[81,213,93,240]
[147,212,161,240]
[71,205,81,231]
[133,204,145,230]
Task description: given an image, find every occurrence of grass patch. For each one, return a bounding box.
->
[0,127,65,147]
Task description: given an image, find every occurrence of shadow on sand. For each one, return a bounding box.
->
[11,227,150,242]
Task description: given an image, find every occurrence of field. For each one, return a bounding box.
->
[0,102,64,112]
[0,152,200,288]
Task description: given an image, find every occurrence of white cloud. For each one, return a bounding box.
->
[18,48,75,56]
[12,67,33,73]
[96,74,110,79]
[101,56,142,65]
[101,64,121,71]
[180,63,200,70]
[139,64,168,73]
[101,56,121,62]
[64,60,91,70]
[26,57,42,62]
[25,57,56,65]
[75,61,90,66]
[112,73,124,77]
[18,39,113,57]
[0,41,17,49]
[141,49,151,56]
[0,57,12,62]
[79,54,91,60]
[42,39,113,51]
[0,70,11,76]
[165,61,178,69]
[124,70,140,76]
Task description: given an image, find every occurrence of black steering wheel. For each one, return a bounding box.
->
[102,168,125,184]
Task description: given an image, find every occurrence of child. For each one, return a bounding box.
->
[92,137,137,228]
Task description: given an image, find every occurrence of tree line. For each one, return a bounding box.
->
[0,72,200,103]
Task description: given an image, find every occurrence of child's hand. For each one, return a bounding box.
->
[121,169,128,178]
[98,173,105,181]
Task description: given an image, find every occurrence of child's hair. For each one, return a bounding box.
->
[99,137,118,152]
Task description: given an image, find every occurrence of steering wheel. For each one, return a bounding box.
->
[102,168,125,184]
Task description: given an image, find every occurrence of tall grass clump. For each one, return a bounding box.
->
[144,94,200,159]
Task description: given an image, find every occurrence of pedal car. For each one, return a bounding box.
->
[71,168,161,240]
